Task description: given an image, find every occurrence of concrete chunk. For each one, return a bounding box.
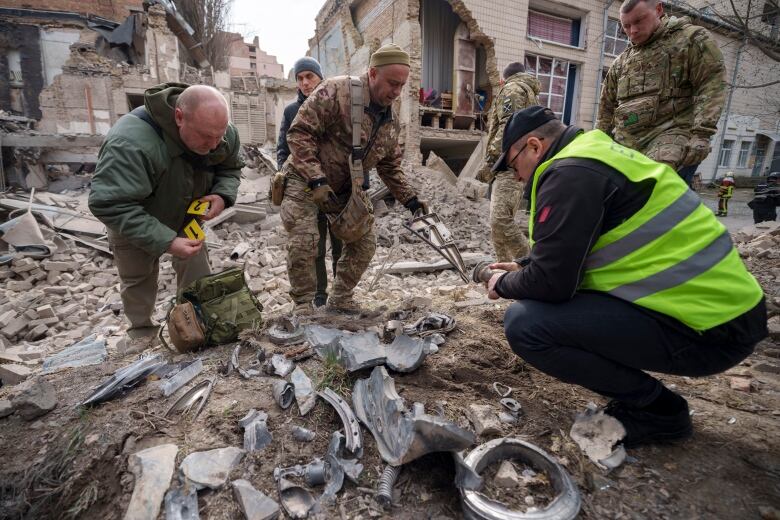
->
[36,305,56,319]
[467,404,502,437]
[0,310,17,328]
[11,378,57,420]
[0,399,13,418]
[232,479,280,520]
[124,444,179,520]
[1,316,28,338]
[180,447,245,490]
[0,364,33,385]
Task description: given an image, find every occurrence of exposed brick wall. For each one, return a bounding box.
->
[0,0,144,22]
[0,21,44,119]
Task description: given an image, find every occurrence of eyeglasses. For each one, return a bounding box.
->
[507,138,543,170]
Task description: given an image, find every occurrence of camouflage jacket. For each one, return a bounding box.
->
[596,16,725,153]
[485,72,541,168]
[285,73,416,205]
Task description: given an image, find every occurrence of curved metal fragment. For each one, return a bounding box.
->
[164,378,214,420]
[352,366,474,466]
[275,477,319,519]
[267,316,305,345]
[317,388,363,457]
[460,437,581,520]
[273,380,295,409]
[81,354,165,407]
[239,409,272,452]
[384,334,432,373]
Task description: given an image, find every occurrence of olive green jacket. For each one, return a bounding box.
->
[89,83,243,257]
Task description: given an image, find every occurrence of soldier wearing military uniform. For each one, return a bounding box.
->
[597,0,725,185]
[282,44,424,313]
[482,62,540,262]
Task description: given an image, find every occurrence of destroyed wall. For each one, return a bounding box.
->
[36,5,180,135]
[0,21,45,119]
[0,0,144,22]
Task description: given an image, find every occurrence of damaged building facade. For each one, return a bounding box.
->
[0,0,297,190]
[309,0,780,179]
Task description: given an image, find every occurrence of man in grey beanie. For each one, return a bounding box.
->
[277,56,341,307]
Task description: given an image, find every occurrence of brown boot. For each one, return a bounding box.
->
[327,296,362,315]
[117,335,159,356]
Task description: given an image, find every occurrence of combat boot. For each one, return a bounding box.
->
[604,400,692,448]
[117,335,159,356]
[293,302,315,316]
[327,296,362,315]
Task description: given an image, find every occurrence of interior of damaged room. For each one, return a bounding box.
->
[0,0,779,519]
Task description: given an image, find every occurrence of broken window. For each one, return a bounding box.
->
[231,93,266,144]
[718,139,734,167]
[737,140,752,168]
[527,10,581,47]
[604,19,629,57]
[7,50,23,86]
[525,54,576,122]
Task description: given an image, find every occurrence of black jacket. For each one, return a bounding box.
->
[495,126,766,344]
[277,90,307,170]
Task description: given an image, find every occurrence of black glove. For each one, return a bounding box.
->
[404,197,428,216]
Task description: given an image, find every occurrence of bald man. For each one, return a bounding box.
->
[89,82,243,353]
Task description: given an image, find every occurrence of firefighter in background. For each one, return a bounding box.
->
[748,172,779,223]
[716,174,734,217]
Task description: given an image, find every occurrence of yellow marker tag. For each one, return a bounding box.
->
[183,219,205,241]
[187,199,211,216]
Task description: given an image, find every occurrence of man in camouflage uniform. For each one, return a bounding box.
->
[597,0,725,186]
[482,62,540,262]
[282,44,424,313]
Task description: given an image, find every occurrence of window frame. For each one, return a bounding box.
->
[604,18,630,57]
[527,9,583,48]
[718,139,735,168]
[737,140,752,168]
[525,53,571,120]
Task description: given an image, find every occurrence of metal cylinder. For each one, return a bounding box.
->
[376,464,402,509]
[471,261,498,283]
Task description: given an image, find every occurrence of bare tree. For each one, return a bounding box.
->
[173,0,234,70]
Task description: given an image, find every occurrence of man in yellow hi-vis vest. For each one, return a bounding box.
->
[484,106,767,448]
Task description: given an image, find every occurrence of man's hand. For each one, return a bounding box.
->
[311,183,340,213]
[200,194,226,221]
[683,136,711,167]
[487,272,504,299]
[485,262,521,299]
[476,161,495,184]
[167,237,203,258]
[405,197,429,216]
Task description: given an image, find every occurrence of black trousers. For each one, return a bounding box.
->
[504,293,756,407]
[315,211,343,299]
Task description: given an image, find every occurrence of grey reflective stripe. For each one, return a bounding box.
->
[608,230,733,302]
[587,190,701,270]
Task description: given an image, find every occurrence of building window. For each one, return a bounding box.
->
[737,141,752,167]
[761,0,778,26]
[527,10,581,47]
[7,50,23,86]
[719,139,734,167]
[604,19,630,56]
[525,54,572,119]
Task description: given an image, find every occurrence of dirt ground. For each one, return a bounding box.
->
[1,289,778,519]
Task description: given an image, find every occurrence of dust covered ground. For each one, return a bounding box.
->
[0,168,778,519]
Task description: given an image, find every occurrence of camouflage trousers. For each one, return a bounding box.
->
[490,170,529,262]
[281,176,376,305]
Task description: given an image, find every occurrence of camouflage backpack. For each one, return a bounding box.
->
[171,267,263,348]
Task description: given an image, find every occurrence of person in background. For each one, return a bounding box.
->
[716,174,734,217]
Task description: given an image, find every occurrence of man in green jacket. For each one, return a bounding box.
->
[89,83,243,352]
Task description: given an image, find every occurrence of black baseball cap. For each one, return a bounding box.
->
[492,106,558,172]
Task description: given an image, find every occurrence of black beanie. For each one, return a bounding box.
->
[293,57,323,80]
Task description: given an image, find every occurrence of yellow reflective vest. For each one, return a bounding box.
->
[529,130,763,331]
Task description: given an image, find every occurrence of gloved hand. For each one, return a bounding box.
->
[311,183,340,213]
[683,136,711,167]
[405,196,429,216]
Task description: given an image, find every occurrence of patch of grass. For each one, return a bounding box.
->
[316,352,350,395]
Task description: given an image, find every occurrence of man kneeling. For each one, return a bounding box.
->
[486,106,768,447]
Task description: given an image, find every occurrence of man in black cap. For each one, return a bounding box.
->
[484,106,766,448]
[277,57,342,308]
